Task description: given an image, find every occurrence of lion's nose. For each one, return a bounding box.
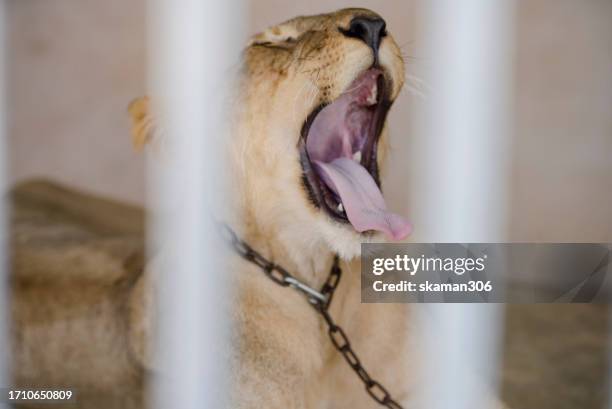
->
[341,16,387,57]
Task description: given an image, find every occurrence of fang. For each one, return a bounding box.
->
[366,84,377,105]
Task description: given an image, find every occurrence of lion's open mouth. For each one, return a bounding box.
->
[299,68,411,240]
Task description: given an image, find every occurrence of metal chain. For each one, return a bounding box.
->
[221,224,404,409]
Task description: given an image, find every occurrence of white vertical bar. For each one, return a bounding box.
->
[0,1,9,405]
[413,1,514,408]
[148,1,243,409]
[413,0,514,242]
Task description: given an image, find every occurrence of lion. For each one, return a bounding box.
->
[10,8,507,409]
[129,8,414,407]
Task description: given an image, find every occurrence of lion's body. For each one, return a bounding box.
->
[10,181,146,408]
[10,180,415,408]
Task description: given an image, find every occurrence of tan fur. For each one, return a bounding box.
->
[12,8,507,409]
[127,96,153,150]
[10,181,146,408]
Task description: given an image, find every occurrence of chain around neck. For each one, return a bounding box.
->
[221,224,404,409]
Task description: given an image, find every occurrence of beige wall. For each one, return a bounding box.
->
[511,1,612,241]
[7,0,612,240]
[8,0,147,204]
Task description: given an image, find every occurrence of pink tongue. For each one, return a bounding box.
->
[314,158,412,240]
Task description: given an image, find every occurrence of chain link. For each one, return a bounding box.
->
[222,224,404,409]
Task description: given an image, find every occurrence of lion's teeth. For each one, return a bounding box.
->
[337,203,344,212]
[352,151,362,163]
[366,83,377,105]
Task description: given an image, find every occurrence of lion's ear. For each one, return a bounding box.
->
[248,23,300,46]
[128,96,155,151]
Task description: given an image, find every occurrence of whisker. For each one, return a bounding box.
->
[403,74,429,98]
[399,40,415,49]
[293,68,321,125]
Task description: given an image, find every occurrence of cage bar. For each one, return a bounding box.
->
[147,1,243,408]
[412,1,515,408]
[0,2,9,406]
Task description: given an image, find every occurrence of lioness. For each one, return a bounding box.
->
[130,9,414,407]
[11,8,506,409]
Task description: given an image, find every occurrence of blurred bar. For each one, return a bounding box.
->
[0,1,9,405]
[413,0,515,408]
[147,1,243,408]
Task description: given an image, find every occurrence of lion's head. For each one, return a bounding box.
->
[130,8,411,261]
[237,8,410,258]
